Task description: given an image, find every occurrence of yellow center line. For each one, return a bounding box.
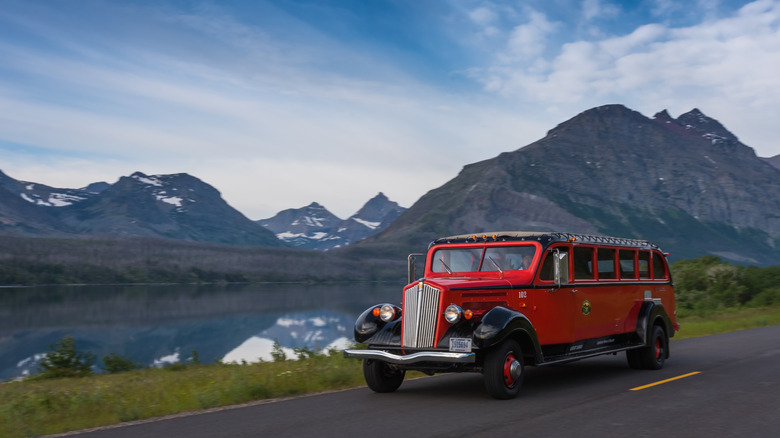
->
[630,371,701,391]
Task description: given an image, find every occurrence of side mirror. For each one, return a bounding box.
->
[548,248,569,292]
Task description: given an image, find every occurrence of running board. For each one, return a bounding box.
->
[539,344,643,366]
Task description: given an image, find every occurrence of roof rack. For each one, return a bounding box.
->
[431,231,659,251]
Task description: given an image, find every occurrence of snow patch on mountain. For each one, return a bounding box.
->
[133,174,163,186]
[352,217,381,229]
[20,191,88,207]
[156,195,183,207]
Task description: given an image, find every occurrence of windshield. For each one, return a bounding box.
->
[430,245,537,274]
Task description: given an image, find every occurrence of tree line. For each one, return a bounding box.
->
[671,255,780,316]
[3,237,780,315]
[0,235,406,285]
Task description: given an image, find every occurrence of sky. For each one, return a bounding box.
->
[1,0,779,220]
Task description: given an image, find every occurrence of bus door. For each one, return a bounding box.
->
[535,245,575,345]
[571,246,624,341]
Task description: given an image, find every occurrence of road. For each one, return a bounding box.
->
[58,325,780,438]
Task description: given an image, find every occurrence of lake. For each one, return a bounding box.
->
[0,282,401,380]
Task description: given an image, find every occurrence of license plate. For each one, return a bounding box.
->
[449,338,472,352]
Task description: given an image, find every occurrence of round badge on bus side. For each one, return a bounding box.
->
[582,300,591,316]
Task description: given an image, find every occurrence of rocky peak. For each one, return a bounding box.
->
[543,104,649,141]
[350,192,404,224]
[652,109,674,123]
[676,108,738,142]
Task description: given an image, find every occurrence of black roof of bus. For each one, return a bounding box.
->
[430,231,661,251]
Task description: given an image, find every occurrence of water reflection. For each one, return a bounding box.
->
[0,283,400,380]
[222,312,353,363]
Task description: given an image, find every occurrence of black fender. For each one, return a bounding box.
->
[354,304,402,344]
[473,306,543,364]
[635,301,673,357]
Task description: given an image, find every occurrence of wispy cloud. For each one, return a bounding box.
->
[466,0,780,149]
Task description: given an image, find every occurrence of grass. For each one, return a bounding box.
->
[0,351,365,438]
[2,306,779,438]
[673,306,780,340]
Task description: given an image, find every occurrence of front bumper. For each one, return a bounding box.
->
[343,349,475,365]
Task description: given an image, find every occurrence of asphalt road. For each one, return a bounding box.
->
[59,325,780,438]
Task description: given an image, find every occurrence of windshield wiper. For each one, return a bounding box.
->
[439,256,452,274]
[487,256,503,273]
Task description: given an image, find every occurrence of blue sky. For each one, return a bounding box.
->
[1,0,779,219]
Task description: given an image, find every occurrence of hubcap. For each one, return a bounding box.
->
[503,354,521,387]
[655,338,662,360]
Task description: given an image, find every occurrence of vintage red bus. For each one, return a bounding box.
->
[344,231,678,399]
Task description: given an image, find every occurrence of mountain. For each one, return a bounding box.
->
[258,193,406,250]
[335,192,406,247]
[0,170,94,235]
[256,202,342,249]
[361,105,780,265]
[764,154,780,171]
[0,171,283,247]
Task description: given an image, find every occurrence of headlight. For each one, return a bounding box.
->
[444,304,463,324]
[378,304,396,322]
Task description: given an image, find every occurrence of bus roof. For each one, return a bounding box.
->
[430,231,661,251]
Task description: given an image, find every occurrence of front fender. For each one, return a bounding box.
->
[473,306,542,362]
[353,304,402,344]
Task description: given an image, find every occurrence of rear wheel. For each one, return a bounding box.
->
[483,339,524,400]
[363,359,405,393]
[638,325,667,370]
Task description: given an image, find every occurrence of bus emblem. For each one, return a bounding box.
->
[582,300,592,316]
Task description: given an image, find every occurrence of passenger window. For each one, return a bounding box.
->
[597,248,616,280]
[638,251,651,279]
[652,252,666,279]
[619,250,636,279]
[540,247,569,283]
[573,247,595,280]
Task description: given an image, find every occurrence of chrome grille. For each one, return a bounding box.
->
[403,283,440,348]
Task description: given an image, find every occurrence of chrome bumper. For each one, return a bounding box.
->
[343,349,475,365]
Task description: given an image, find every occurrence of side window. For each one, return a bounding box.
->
[619,249,636,279]
[638,251,651,279]
[597,248,616,280]
[573,246,595,280]
[652,252,666,279]
[540,247,569,283]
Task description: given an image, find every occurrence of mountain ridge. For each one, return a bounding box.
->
[356,104,780,265]
[0,170,284,247]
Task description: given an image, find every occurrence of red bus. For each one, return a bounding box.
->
[345,232,678,399]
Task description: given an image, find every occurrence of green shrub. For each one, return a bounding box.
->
[101,353,142,374]
[35,336,96,379]
[271,340,286,362]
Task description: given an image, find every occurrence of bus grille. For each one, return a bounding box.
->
[403,284,440,348]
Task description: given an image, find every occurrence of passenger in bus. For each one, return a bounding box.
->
[520,253,533,270]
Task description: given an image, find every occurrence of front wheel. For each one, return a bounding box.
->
[363,359,405,393]
[483,339,524,399]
